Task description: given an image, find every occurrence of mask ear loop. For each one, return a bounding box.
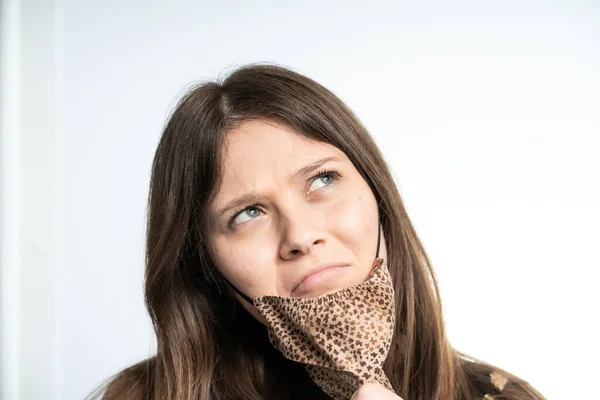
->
[376,214,382,259]
[226,214,383,305]
[226,278,254,304]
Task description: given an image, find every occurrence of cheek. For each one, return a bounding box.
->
[214,236,275,294]
[327,190,380,275]
[329,194,377,240]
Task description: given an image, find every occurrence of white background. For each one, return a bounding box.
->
[1,1,599,399]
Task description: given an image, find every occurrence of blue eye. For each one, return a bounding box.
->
[309,169,340,191]
[228,168,341,227]
[229,206,262,226]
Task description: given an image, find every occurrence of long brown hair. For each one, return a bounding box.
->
[88,63,545,400]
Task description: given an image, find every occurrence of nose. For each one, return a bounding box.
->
[278,205,326,260]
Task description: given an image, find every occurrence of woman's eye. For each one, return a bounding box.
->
[309,170,340,192]
[228,169,341,227]
[230,206,262,226]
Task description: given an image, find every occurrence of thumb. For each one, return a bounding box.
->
[350,382,404,400]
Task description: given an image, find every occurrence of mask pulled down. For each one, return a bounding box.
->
[253,257,396,400]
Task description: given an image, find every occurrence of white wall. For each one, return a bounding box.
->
[1,1,599,399]
[1,0,63,399]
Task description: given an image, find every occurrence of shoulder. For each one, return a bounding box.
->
[85,357,155,400]
[461,357,546,400]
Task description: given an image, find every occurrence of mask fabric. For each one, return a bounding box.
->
[252,256,396,400]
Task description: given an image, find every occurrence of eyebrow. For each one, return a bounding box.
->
[215,156,343,219]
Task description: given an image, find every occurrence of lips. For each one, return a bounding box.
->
[291,262,349,295]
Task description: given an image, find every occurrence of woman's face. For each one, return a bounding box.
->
[207,119,387,323]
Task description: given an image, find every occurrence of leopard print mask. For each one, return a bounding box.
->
[225,219,395,399]
[253,256,396,400]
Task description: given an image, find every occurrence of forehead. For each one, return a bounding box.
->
[220,119,345,180]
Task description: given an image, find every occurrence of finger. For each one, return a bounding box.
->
[350,382,404,400]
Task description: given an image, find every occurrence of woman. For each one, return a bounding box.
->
[90,64,545,400]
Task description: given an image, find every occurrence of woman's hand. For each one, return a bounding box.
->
[350,383,404,400]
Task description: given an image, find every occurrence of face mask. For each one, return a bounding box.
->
[226,219,396,400]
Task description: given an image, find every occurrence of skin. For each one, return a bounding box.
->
[350,383,404,399]
[207,119,402,399]
[207,119,388,323]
